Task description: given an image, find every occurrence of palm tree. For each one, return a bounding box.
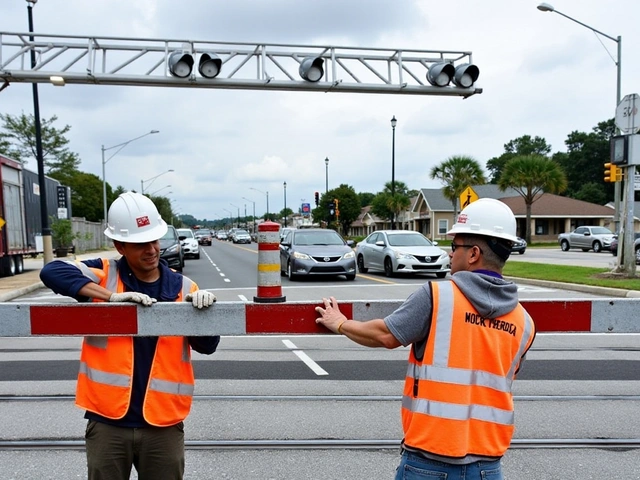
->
[497,154,567,244]
[430,155,486,223]
[371,181,411,229]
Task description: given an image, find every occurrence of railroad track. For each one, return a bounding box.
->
[1,438,639,451]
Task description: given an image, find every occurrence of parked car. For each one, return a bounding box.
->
[558,226,614,253]
[216,230,228,241]
[355,230,450,278]
[159,225,184,272]
[280,228,356,281]
[610,233,640,262]
[232,229,252,244]
[177,228,200,259]
[194,229,212,246]
[511,237,527,255]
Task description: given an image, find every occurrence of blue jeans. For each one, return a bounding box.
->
[395,451,503,479]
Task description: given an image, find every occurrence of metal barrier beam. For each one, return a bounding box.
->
[1,299,640,336]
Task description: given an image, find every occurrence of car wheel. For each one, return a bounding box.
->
[345,274,356,281]
[436,272,447,279]
[287,261,297,281]
[519,249,526,255]
[357,255,368,273]
[195,252,200,259]
[560,240,570,252]
[592,241,602,253]
[636,248,640,264]
[384,257,394,277]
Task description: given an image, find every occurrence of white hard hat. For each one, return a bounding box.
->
[447,198,519,243]
[104,191,168,243]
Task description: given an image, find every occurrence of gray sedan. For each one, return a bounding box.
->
[355,230,450,278]
[280,229,356,281]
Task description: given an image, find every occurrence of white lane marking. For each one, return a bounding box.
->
[224,278,231,283]
[282,339,328,376]
[238,295,248,302]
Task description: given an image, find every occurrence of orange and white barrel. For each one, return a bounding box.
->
[254,221,286,303]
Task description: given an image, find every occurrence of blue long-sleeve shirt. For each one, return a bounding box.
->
[40,256,220,427]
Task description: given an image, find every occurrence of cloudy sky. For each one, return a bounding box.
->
[2,1,639,221]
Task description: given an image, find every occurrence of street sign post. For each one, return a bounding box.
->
[615,93,640,134]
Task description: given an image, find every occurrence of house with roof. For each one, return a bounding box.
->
[407,185,634,242]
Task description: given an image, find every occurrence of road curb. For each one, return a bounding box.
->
[0,281,45,303]
[504,276,638,298]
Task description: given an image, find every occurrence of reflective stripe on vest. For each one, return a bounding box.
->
[401,280,535,458]
[76,259,198,426]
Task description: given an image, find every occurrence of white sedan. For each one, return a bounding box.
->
[177,228,200,259]
[355,230,450,278]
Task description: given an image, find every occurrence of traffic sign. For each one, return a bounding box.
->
[459,186,479,209]
[615,93,640,134]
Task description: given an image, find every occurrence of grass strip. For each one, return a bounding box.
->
[503,262,640,291]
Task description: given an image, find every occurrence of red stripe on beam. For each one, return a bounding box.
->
[520,300,591,332]
[256,286,284,298]
[246,303,354,334]
[30,305,138,335]
[257,243,280,251]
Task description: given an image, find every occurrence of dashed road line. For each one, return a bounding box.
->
[281,339,328,376]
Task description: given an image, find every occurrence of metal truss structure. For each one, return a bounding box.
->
[0,31,482,98]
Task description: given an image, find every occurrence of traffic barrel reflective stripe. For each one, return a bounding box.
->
[254,221,286,303]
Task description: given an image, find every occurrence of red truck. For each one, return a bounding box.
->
[0,154,65,277]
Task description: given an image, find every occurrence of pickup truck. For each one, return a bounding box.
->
[558,226,615,253]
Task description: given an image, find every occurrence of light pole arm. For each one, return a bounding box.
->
[551,9,618,43]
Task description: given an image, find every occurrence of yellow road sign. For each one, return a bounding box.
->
[459,187,479,209]
[0,216,5,230]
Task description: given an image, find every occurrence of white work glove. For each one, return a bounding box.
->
[109,292,157,307]
[185,290,217,309]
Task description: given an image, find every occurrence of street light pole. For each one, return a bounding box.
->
[230,203,240,228]
[283,181,288,227]
[390,115,397,230]
[26,0,53,264]
[242,197,256,233]
[324,157,329,195]
[141,169,174,194]
[101,130,159,242]
[250,187,269,220]
[537,3,629,273]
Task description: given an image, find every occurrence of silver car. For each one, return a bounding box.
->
[280,229,356,281]
[356,230,450,278]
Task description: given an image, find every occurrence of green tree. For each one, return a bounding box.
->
[357,192,375,208]
[555,119,615,202]
[486,135,552,184]
[370,181,411,229]
[0,112,80,170]
[430,155,486,222]
[149,195,173,224]
[59,171,105,222]
[312,184,360,234]
[497,154,567,244]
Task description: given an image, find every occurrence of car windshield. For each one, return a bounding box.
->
[294,231,344,246]
[387,233,433,247]
[161,228,177,240]
[592,227,613,235]
[177,229,195,238]
[236,230,249,235]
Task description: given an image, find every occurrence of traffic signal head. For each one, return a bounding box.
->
[198,53,222,79]
[452,63,480,88]
[168,51,194,78]
[299,56,324,82]
[314,191,319,206]
[604,162,622,183]
[427,62,455,87]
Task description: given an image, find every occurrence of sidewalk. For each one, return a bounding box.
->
[0,250,121,302]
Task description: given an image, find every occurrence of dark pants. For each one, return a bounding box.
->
[85,420,185,480]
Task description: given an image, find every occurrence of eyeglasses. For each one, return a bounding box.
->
[450,243,482,254]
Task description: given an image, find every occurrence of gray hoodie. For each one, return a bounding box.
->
[385,270,519,348]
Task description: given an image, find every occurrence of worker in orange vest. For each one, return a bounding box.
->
[41,191,219,480]
[316,198,536,479]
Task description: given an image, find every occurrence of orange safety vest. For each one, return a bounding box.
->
[74,259,199,427]
[401,280,535,458]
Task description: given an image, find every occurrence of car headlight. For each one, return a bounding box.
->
[293,251,311,260]
[343,251,355,260]
[393,251,414,260]
[439,252,449,260]
[166,244,180,253]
